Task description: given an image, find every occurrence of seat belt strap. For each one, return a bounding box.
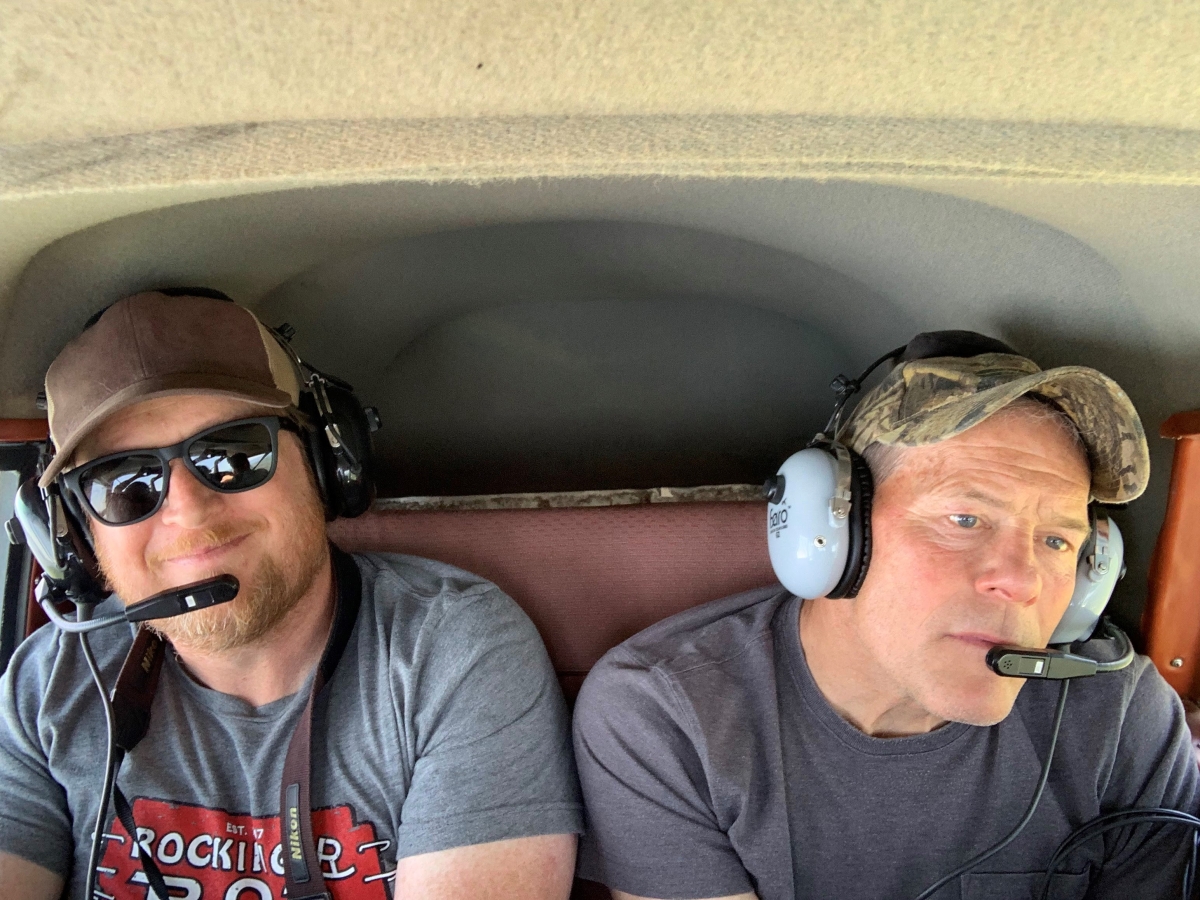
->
[105,543,362,900]
[279,545,362,900]
[106,630,173,897]
[112,776,172,900]
[111,625,166,753]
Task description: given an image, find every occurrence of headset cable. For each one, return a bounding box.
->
[911,679,1071,900]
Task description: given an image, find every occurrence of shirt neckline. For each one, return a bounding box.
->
[165,649,315,721]
[778,595,972,756]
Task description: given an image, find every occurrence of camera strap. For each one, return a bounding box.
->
[105,544,362,900]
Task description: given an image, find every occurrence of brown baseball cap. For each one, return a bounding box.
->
[838,338,1150,503]
[40,291,302,487]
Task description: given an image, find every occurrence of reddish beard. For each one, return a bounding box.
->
[96,500,328,656]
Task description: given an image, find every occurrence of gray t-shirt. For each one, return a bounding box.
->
[574,587,1200,900]
[0,551,583,899]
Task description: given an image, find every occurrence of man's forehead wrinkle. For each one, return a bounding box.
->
[887,436,1091,527]
[898,450,1087,496]
[1046,514,1093,536]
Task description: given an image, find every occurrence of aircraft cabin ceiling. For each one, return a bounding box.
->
[2,1,1200,633]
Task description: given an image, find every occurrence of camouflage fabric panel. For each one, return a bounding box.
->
[839,354,1149,503]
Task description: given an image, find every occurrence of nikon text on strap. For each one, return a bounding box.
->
[105,544,363,900]
[278,546,362,900]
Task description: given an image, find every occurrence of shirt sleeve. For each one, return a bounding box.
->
[394,587,583,858]
[1087,661,1200,898]
[573,649,755,899]
[0,631,73,875]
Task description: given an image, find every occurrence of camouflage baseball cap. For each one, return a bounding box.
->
[838,340,1149,503]
[40,291,302,487]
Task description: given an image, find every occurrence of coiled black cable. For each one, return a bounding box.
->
[1039,808,1200,900]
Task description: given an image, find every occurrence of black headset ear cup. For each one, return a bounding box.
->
[323,381,376,519]
[38,482,107,597]
[61,497,104,588]
[296,382,377,521]
[297,392,339,520]
[58,486,87,537]
[825,448,874,599]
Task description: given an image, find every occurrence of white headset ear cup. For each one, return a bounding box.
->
[767,448,852,599]
[1049,514,1124,645]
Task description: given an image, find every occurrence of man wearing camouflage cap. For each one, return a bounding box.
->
[573,332,1199,900]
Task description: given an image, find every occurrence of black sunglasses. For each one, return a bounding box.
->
[61,416,300,526]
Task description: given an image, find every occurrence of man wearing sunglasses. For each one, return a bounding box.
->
[0,291,582,899]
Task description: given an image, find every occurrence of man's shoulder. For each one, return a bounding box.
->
[352,550,508,608]
[3,596,132,691]
[588,580,787,686]
[348,549,539,651]
[1073,652,1189,733]
[1031,651,1175,724]
[574,586,792,787]
[1013,651,1191,766]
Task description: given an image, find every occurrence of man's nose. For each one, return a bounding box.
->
[157,459,221,526]
[973,528,1041,605]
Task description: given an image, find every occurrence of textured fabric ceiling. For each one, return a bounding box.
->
[4,0,1200,144]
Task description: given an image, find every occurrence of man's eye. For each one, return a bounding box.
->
[949,514,978,528]
[1045,535,1070,552]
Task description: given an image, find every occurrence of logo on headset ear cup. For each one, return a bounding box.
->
[766,445,873,600]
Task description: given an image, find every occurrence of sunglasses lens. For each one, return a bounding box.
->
[79,455,166,524]
[188,421,276,492]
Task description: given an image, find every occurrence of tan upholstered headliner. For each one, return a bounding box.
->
[5,1,1200,144]
[5,0,1200,314]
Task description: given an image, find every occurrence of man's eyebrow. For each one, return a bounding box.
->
[1044,513,1093,535]
[959,489,1090,534]
[961,488,1004,507]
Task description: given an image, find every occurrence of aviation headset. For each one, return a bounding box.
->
[763,330,1123,646]
[23,288,381,606]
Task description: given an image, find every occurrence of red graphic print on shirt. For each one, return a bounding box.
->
[97,798,393,899]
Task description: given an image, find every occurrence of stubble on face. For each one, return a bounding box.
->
[805,405,1092,735]
[869,418,1088,724]
[95,479,328,656]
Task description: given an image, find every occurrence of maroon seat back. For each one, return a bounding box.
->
[328,500,775,699]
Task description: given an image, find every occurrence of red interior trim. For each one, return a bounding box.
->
[0,419,48,442]
[1161,410,1200,440]
[1144,410,1200,697]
